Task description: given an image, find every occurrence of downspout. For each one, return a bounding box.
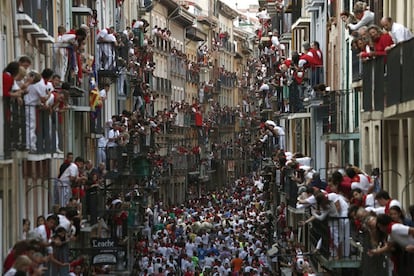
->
[11,0,20,58]
[11,0,25,244]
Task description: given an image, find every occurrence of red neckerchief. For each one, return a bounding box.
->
[352,175,361,183]
[362,194,367,207]
[385,199,392,214]
[45,224,52,239]
[386,221,396,235]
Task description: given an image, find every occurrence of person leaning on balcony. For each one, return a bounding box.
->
[380,17,413,50]
[58,156,86,207]
[298,44,320,69]
[3,62,24,100]
[368,190,402,215]
[348,2,374,32]
[369,214,414,256]
[359,25,393,59]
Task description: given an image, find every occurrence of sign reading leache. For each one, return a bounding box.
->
[90,238,118,265]
[91,238,115,248]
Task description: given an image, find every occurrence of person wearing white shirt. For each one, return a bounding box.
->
[97,27,117,69]
[370,214,414,256]
[348,9,374,31]
[328,180,351,257]
[368,190,401,215]
[380,17,413,46]
[107,122,121,171]
[57,156,85,207]
[24,69,53,152]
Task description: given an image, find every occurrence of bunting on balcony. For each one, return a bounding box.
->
[89,80,102,111]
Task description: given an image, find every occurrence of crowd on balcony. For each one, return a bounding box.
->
[196,45,213,67]
[263,145,414,274]
[252,6,326,113]
[2,154,126,275]
[151,26,172,41]
[2,57,71,154]
[343,1,413,62]
[54,26,89,86]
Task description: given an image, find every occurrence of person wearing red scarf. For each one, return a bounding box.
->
[373,190,402,215]
[369,214,414,274]
[360,25,393,59]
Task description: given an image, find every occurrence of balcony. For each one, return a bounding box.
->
[218,1,239,20]
[97,42,129,81]
[186,26,207,42]
[220,40,236,55]
[138,0,153,15]
[361,39,414,117]
[170,7,195,27]
[240,41,253,55]
[2,100,62,159]
[352,50,362,83]
[303,216,361,271]
[17,0,54,36]
[170,55,186,78]
[305,0,324,13]
[152,77,172,95]
[186,70,200,84]
[171,153,188,175]
[218,71,237,89]
[196,15,217,28]
[153,36,171,53]
[71,6,92,15]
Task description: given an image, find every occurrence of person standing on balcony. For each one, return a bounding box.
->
[380,17,413,49]
[57,156,86,207]
[300,192,340,259]
[3,62,30,151]
[46,75,66,153]
[107,121,121,171]
[24,70,50,152]
[97,26,117,70]
[3,62,25,100]
[55,26,68,79]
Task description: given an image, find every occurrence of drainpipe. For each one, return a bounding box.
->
[11,0,20,58]
[66,0,72,31]
[11,0,25,245]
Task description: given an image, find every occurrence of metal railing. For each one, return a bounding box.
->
[362,38,414,112]
[3,100,61,156]
[152,76,172,94]
[219,72,238,88]
[352,50,362,82]
[170,55,186,77]
[186,69,200,84]
[97,41,118,71]
[25,104,59,154]
[153,36,171,52]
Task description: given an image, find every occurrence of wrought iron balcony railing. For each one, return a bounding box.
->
[362,38,414,113]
